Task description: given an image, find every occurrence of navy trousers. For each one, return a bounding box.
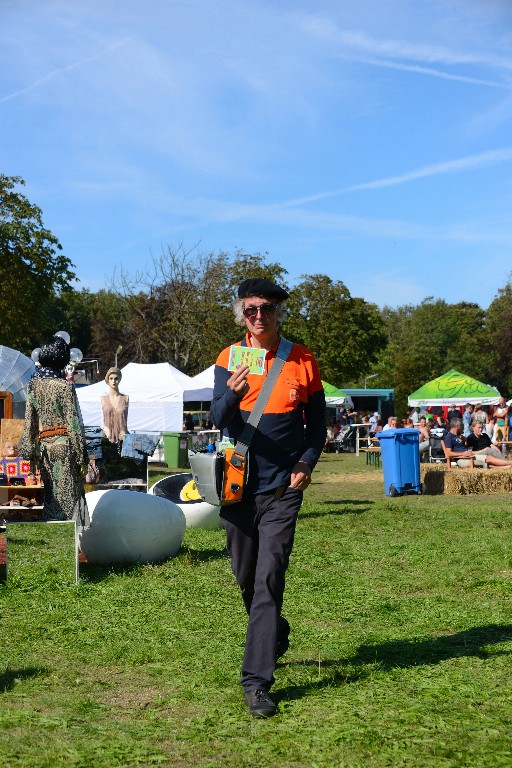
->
[221,486,302,692]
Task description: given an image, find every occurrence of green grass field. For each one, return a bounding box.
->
[1,453,511,767]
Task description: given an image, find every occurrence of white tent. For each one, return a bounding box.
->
[189,364,215,400]
[0,346,36,418]
[76,362,213,433]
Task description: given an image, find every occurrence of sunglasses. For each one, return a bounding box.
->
[242,303,277,320]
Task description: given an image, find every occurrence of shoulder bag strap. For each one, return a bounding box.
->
[230,336,293,467]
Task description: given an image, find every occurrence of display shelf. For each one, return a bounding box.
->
[0,485,44,517]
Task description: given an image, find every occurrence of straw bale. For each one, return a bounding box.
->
[420,464,512,495]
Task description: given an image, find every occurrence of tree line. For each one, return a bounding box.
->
[3,174,512,415]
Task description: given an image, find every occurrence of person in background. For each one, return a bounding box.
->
[434,414,447,430]
[494,396,508,443]
[472,403,488,427]
[486,416,496,442]
[183,413,195,431]
[462,404,473,438]
[447,405,462,423]
[465,421,512,468]
[442,418,475,468]
[418,416,431,459]
[410,407,420,425]
[347,409,360,424]
[369,411,379,435]
[382,416,397,431]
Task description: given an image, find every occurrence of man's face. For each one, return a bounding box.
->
[389,417,397,427]
[473,422,483,436]
[419,417,426,427]
[243,296,279,339]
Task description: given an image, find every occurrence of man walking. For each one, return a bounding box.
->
[210,278,326,718]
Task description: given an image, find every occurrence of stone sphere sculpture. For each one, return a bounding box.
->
[79,489,186,565]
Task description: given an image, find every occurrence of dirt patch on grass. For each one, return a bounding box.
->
[318,472,382,484]
[85,669,170,711]
[103,685,164,710]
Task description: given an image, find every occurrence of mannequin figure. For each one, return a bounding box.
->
[19,334,89,526]
[101,367,129,444]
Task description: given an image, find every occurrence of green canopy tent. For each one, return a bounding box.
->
[322,381,353,408]
[408,369,500,407]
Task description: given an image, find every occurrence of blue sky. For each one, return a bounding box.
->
[2,0,512,309]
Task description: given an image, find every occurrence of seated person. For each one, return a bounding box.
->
[325,418,336,451]
[369,411,379,434]
[465,421,512,468]
[326,418,336,441]
[442,418,475,468]
[417,416,430,455]
[434,414,447,429]
[382,416,397,431]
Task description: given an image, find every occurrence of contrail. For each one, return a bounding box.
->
[0,38,131,105]
[272,148,512,207]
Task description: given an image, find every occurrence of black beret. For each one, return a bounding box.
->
[238,278,289,301]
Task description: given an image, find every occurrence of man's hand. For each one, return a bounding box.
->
[227,365,250,398]
[290,461,312,491]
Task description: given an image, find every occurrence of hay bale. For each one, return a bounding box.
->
[420,464,512,495]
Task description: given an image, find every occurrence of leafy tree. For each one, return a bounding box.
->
[112,245,288,374]
[87,290,132,372]
[284,274,386,386]
[374,297,491,414]
[46,288,95,355]
[444,301,488,380]
[482,280,512,396]
[0,175,76,352]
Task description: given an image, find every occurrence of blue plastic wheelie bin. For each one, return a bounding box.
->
[377,428,423,497]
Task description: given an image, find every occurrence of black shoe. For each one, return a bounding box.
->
[244,689,277,718]
[276,616,290,661]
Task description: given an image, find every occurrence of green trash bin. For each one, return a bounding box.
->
[162,432,190,469]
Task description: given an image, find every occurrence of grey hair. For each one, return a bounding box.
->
[232,298,288,327]
[449,418,463,429]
